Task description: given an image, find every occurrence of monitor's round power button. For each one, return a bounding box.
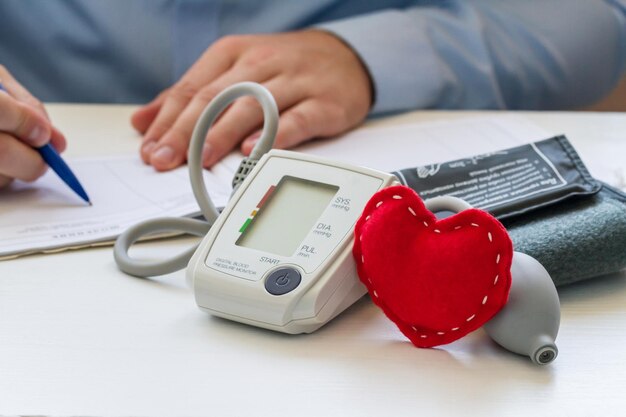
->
[265,267,301,295]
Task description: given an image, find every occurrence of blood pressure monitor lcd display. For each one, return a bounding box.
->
[237,176,338,256]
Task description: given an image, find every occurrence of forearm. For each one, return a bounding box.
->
[317,0,626,113]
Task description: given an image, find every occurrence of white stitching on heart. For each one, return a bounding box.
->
[356,192,506,342]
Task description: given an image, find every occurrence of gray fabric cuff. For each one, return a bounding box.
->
[505,185,626,286]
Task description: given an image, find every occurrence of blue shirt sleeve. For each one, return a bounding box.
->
[317,0,626,114]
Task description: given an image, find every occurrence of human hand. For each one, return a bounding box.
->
[132,30,373,171]
[0,65,67,188]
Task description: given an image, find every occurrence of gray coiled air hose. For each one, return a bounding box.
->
[114,82,279,277]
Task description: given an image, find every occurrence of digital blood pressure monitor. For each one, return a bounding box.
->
[188,150,397,333]
[114,82,398,334]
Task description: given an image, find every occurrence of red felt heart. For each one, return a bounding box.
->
[353,186,512,348]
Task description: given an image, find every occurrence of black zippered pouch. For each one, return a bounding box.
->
[393,135,626,286]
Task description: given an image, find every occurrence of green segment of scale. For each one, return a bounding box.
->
[239,218,253,233]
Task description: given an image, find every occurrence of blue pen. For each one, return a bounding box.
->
[0,82,91,205]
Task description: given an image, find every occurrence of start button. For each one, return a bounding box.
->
[264,267,301,295]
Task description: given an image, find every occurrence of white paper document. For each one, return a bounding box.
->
[0,115,554,259]
[0,155,234,259]
[299,115,552,172]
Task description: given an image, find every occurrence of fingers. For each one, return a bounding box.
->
[178,76,304,169]
[138,35,291,170]
[144,67,282,171]
[147,87,262,171]
[50,126,67,153]
[0,65,51,120]
[1,66,63,150]
[0,70,62,187]
[195,96,266,168]
[0,132,47,182]
[0,92,51,146]
[0,66,65,188]
[131,90,167,134]
[240,99,350,156]
[139,42,239,165]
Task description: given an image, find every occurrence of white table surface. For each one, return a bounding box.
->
[1,105,626,417]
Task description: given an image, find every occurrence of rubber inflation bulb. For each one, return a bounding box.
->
[483,251,561,365]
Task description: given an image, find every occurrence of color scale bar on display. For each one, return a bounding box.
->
[239,185,276,233]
